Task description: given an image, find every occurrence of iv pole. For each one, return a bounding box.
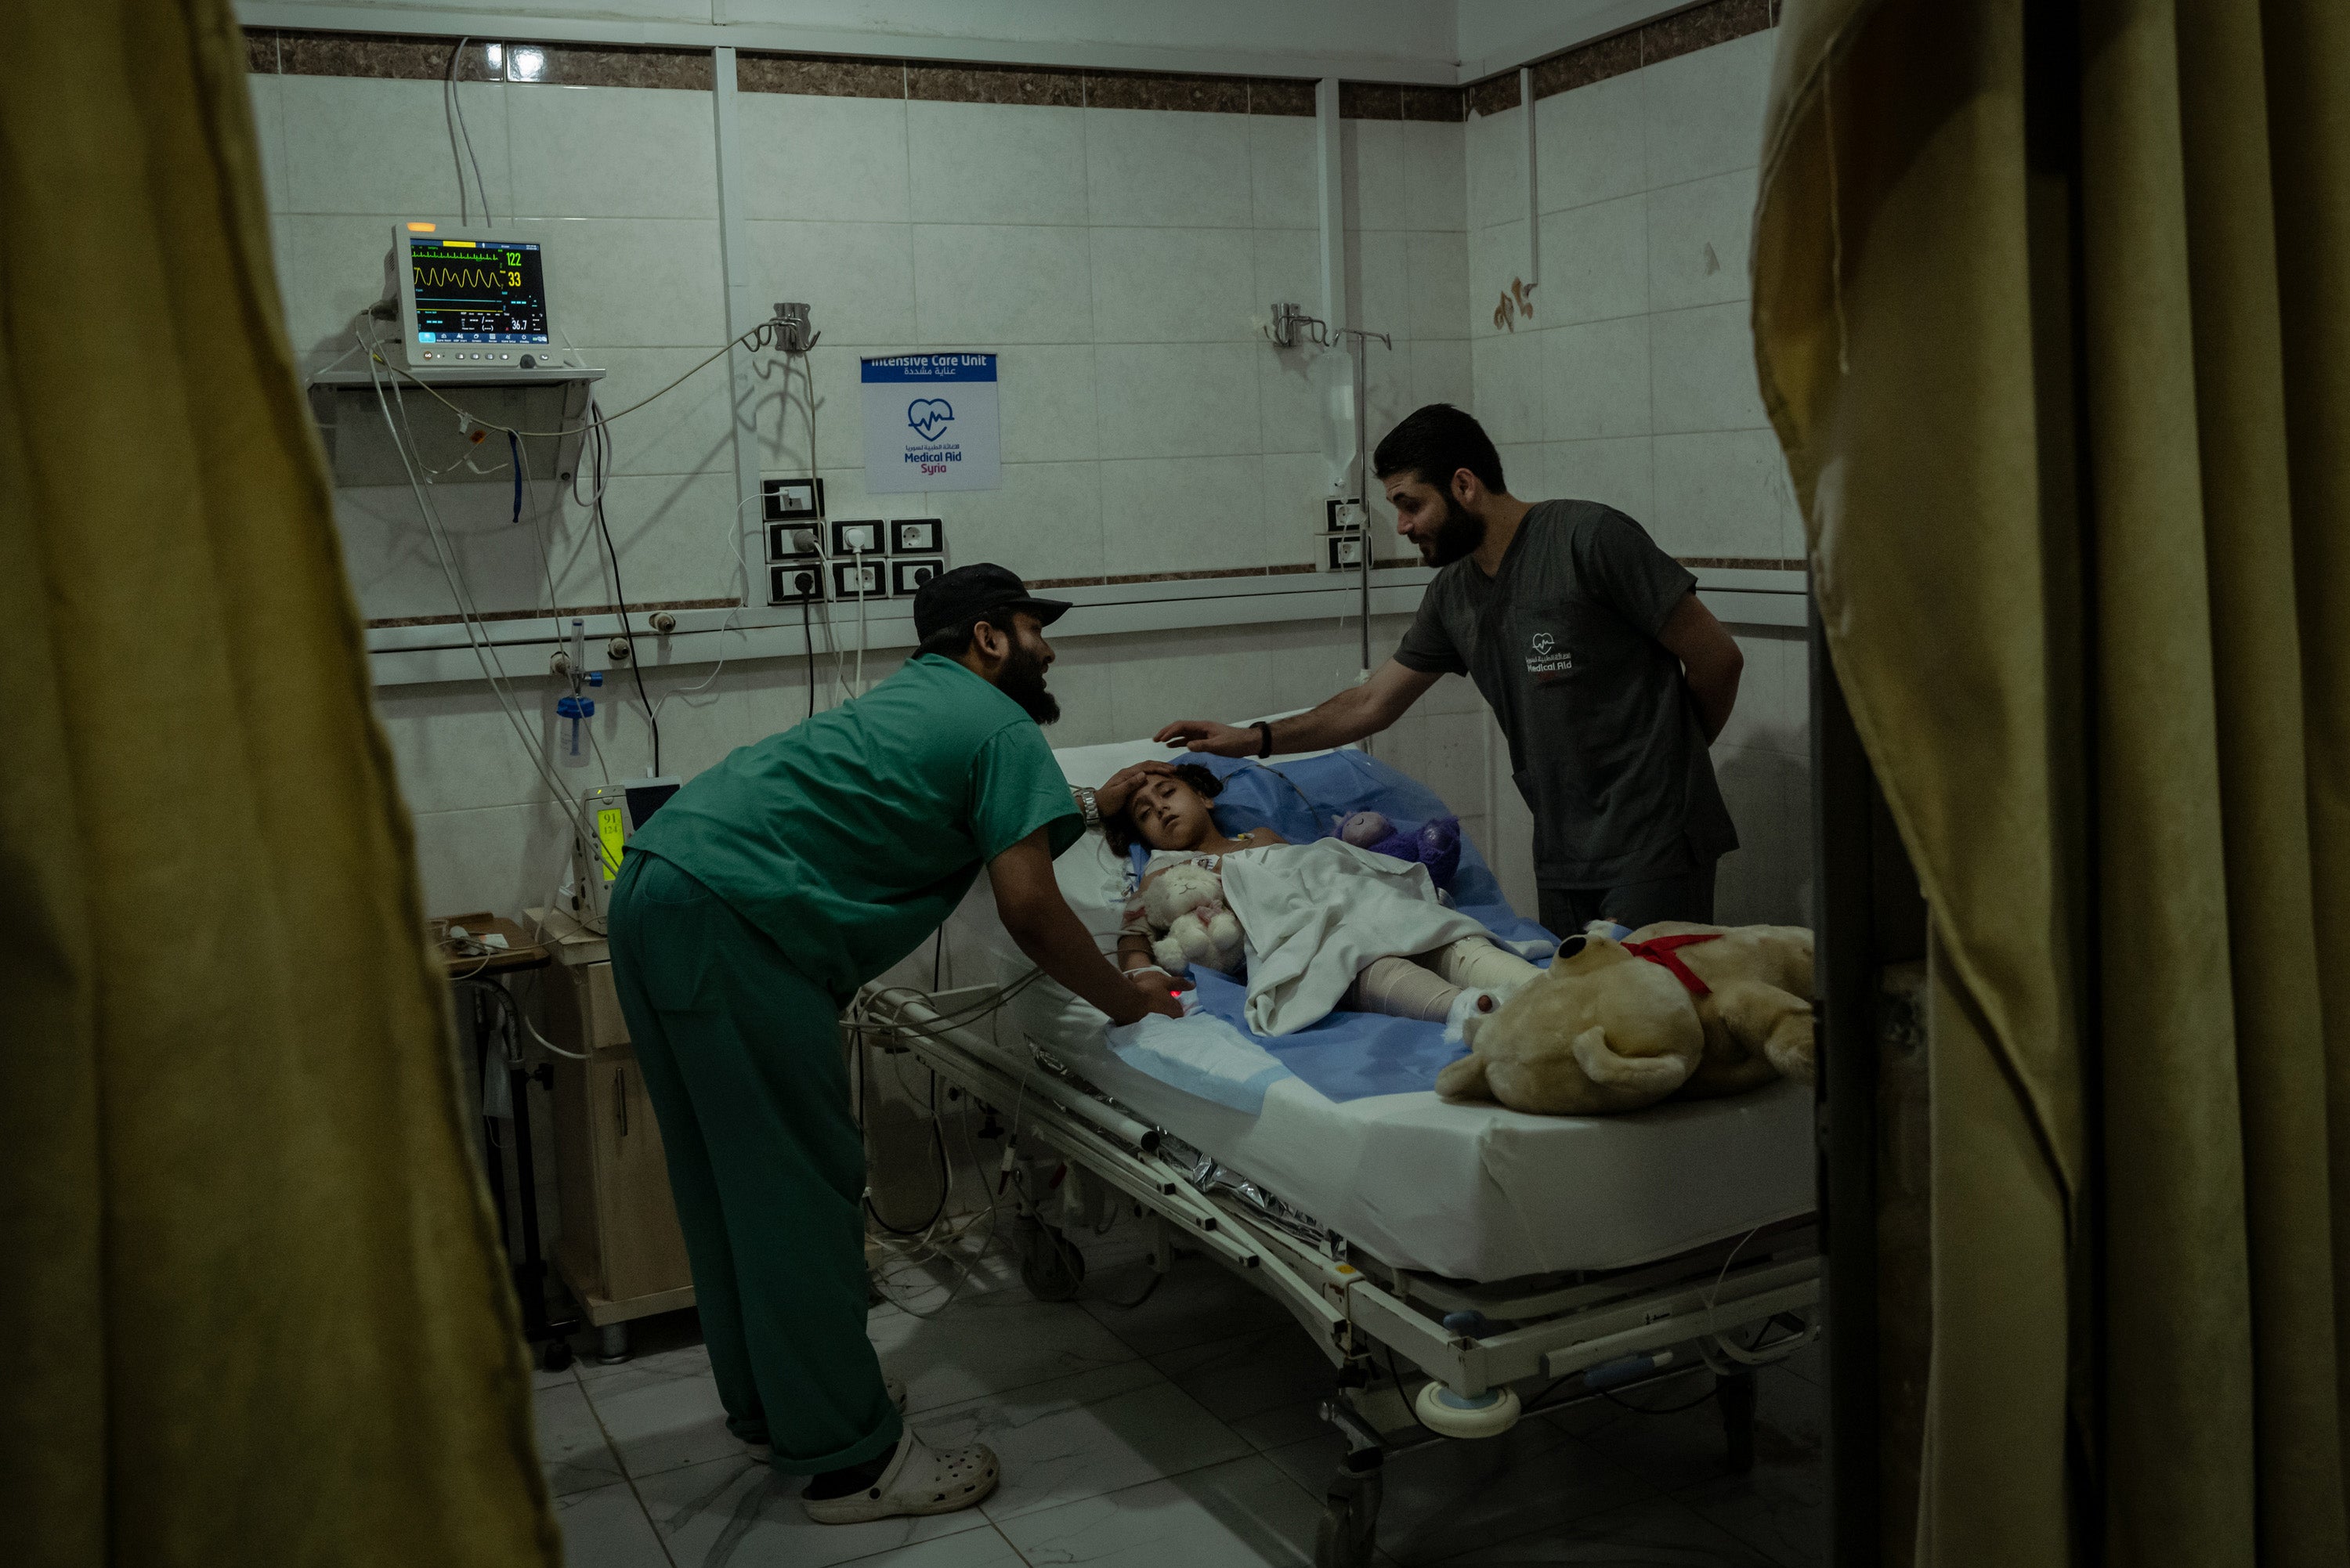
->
[1263,302,1393,676]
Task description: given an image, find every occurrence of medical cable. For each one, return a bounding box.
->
[1689,1224,1809,1372]
[366,337,595,844]
[864,1110,1011,1319]
[855,1037,951,1237]
[443,38,490,227]
[801,593,817,717]
[363,313,795,441]
[1384,1343,1447,1441]
[580,396,661,775]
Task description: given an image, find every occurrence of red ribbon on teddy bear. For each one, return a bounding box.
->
[1621,933,1724,997]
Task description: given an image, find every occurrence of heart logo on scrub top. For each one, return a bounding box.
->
[1531,631,1554,656]
[906,399,956,441]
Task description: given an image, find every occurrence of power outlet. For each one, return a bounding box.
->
[832,560,884,599]
[891,518,942,555]
[1325,497,1366,533]
[761,477,823,521]
[1325,533,1366,571]
[768,562,824,605]
[831,519,885,557]
[892,558,944,596]
[766,523,820,561]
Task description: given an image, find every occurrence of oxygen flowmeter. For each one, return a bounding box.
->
[558,673,602,767]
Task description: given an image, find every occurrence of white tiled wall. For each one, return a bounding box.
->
[1462,28,1793,561]
[754,97,1472,580]
[256,47,1805,933]
[1459,26,1813,927]
[248,64,1491,925]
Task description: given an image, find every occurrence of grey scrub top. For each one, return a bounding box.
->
[1393,500,1737,888]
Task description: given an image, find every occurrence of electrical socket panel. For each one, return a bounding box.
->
[832,560,884,599]
[1325,497,1366,532]
[766,522,820,561]
[1325,533,1366,571]
[891,518,942,555]
[830,519,885,557]
[892,558,944,596]
[761,477,823,522]
[768,562,824,605]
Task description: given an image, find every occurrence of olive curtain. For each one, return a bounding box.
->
[1755,0,2350,1563]
[0,3,559,1564]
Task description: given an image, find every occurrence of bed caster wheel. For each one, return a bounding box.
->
[539,1339,574,1374]
[1017,1218,1086,1302]
[1719,1371,1757,1473]
[1315,1448,1383,1568]
[1412,1381,1521,1439]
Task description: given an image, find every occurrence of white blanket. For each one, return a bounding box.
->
[1222,840,1496,1035]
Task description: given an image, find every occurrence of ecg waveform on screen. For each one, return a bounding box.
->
[413,265,523,289]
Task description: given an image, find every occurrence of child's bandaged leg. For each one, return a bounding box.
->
[1429,937,1545,998]
[1343,956,1461,1021]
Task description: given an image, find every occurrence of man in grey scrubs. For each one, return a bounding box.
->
[1156,404,1746,934]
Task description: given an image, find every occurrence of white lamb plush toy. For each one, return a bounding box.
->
[1142,862,1246,977]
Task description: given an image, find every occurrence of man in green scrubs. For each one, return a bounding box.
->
[606,564,1180,1523]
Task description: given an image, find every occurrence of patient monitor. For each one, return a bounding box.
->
[374,222,590,380]
[570,777,682,930]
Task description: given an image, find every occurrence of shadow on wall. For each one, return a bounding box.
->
[1714,737,1813,928]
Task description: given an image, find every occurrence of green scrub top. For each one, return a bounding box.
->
[625,653,1082,1002]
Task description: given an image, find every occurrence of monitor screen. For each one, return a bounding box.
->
[408,236,549,345]
[624,780,681,831]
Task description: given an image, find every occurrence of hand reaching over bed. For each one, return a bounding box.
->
[1094,760,1176,819]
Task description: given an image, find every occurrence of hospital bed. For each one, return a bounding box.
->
[851,738,1820,1568]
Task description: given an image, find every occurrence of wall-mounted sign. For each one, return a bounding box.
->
[862,352,1000,493]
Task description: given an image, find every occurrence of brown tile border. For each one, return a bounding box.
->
[1465,74,1520,117]
[736,52,903,98]
[1248,78,1320,117]
[1530,30,1640,96]
[522,43,714,91]
[1469,0,1778,114]
[1679,556,1807,571]
[1339,81,1401,120]
[906,60,1083,107]
[1400,84,1466,123]
[273,30,500,81]
[1643,0,1773,64]
[1082,69,1249,114]
[250,26,1387,115]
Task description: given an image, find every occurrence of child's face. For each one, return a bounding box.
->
[1128,774,1214,851]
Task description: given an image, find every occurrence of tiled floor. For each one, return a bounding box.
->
[538,1252,1826,1567]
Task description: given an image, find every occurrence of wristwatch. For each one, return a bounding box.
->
[1254,721,1274,758]
[1074,784,1101,829]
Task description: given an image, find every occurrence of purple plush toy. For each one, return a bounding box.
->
[1332,810,1464,892]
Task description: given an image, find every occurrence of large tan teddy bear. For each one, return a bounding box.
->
[1434,922,1816,1116]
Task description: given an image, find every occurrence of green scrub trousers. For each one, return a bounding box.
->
[606,848,902,1475]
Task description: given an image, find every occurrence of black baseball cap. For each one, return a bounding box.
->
[912,563,1071,642]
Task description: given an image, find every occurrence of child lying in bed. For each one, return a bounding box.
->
[1103,764,1545,1037]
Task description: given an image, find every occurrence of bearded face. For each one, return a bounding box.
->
[996,626,1060,725]
[1419,488,1488,568]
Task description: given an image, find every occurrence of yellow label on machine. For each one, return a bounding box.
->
[596,806,626,881]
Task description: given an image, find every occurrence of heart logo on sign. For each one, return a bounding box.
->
[906,399,956,441]
[1531,632,1554,656]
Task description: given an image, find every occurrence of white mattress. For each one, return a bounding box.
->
[943,737,1816,1283]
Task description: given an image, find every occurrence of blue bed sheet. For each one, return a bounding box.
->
[1130,751,1554,1104]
